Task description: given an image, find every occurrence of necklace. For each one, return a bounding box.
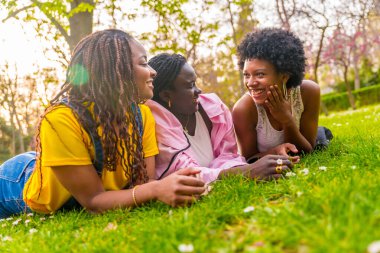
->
[183,114,191,133]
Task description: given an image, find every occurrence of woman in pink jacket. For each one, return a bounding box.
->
[146,53,295,184]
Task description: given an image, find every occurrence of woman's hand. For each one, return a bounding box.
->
[154,168,206,207]
[270,143,299,156]
[248,155,295,180]
[265,85,293,125]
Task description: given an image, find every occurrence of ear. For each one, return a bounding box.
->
[159,89,172,104]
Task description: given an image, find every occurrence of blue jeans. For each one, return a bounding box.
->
[0,151,35,218]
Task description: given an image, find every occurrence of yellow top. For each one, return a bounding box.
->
[23,104,158,214]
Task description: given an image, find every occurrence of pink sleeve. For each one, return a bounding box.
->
[208,98,247,170]
[159,144,223,184]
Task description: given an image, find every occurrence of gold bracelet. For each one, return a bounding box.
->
[132,185,139,207]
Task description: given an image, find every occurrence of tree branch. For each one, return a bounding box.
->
[31,0,71,45]
[2,4,34,22]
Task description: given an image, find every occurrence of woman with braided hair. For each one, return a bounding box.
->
[0,29,205,218]
[146,53,295,184]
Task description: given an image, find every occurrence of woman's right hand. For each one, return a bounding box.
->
[154,168,206,207]
[248,154,295,180]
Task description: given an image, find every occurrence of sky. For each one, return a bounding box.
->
[0,3,158,78]
[0,15,50,77]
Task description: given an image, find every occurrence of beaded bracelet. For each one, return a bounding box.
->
[132,185,139,207]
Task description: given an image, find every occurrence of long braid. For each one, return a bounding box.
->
[35,30,148,193]
[148,53,187,104]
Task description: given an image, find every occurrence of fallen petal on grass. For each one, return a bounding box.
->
[103,222,118,232]
[29,228,38,234]
[243,206,255,213]
[368,241,380,253]
[2,236,13,241]
[178,243,194,252]
[285,172,296,177]
[12,219,21,226]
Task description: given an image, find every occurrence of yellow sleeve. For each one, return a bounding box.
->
[40,106,93,167]
[140,104,159,158]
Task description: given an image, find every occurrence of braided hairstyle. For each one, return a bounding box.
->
[34,29,148,191]
[237,28,306,88]
[148,53,187,104]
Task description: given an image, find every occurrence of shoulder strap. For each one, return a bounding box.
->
[60,98,104,175]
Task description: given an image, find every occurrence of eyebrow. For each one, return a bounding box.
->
[243,68,266,72]
[138,55,147,61]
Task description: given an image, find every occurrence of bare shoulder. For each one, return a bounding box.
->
[300,79,320,97]
[300,80,320,110]
[232,93,257,121]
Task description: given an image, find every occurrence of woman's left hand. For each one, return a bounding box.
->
[265,85,293,125]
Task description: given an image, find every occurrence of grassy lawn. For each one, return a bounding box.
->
[1,104,379,253]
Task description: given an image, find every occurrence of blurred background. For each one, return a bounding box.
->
[0,0,379,160]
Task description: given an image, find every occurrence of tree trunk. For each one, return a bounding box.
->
[344,66,356,110]
[353,62,360,90]
[68,0,94,51]
[314,27,329,116]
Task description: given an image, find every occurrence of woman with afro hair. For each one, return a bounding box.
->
[232,28,320,162]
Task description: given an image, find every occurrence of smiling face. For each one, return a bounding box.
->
[243,58,287,105]
[130,39,157,100]
[168,63,201,115]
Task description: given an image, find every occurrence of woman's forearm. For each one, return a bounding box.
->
[84,181,158,213]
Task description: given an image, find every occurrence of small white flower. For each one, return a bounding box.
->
[2,236,13,241]
[27,213,34,217]
[0,218,5,222]
[300,168,309,175]
[285,172,296,177]
[25,219,31,225]
[296,191,303,197]
[319,166,327,171]
[178,243,194,252]
[351,165,357,170]
[29,228,38,234]
[103,222,117,232]
[168,210,173,216]
[243,206,255,213]
[12,219,22,226]
[40,217,46,221]
[6,217,13,221]
[368,240,380,253]
[49,215,54,219]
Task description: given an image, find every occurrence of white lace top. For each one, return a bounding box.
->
[254,86,304,153]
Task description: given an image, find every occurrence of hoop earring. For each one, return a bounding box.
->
[283,81,288,99]
[168,99,171,108]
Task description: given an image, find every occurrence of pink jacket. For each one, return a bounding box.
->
[146,93,247,183]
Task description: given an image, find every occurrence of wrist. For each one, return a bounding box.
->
[281,117,296,128]
[148,180,159,201]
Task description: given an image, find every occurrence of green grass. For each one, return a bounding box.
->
[1,104,380,253]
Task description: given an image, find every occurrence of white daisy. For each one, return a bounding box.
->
[243,206,255,213]
[178,243,194,252]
